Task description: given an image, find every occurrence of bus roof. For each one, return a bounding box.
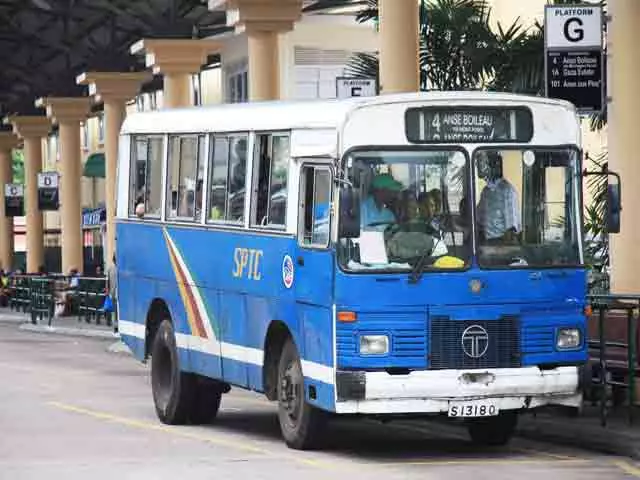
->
[120,91,576,136]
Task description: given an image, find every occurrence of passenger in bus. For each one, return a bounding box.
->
[476,151,521,244]
[361,173,403,231]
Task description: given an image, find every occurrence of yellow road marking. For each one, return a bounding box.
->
[47,401,326,469]
[384,421,578,462]
[612,460,640,477]
[373,458,588,467]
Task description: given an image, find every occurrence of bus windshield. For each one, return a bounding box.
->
[474,147,581,268]
[338,149,471,272]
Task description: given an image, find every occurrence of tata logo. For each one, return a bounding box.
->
[461,325,489,359]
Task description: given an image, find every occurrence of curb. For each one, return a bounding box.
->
[0,314,30,324]
[516,416,640,460]
[19,323,119,340]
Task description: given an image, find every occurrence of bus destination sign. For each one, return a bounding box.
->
[405,106,533,144]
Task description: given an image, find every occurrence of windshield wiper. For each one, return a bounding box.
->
[408,252,430,284]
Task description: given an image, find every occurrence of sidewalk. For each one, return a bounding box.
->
[516,406,640,459]
[0,308,118,340]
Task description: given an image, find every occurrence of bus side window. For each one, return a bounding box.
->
[299,165,332,247]
[129,135,163,218]
[252,133,290,228]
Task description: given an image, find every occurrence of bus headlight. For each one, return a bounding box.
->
[360,335,389,355]
[556,328,582,350]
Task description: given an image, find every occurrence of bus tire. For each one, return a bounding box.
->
[187,377,223,425]
[467,412,518,447]
[151,319,193,425]
[277,338,325,450]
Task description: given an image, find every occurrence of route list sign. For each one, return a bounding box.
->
[544,4,604,113]
[546,50,602,112]
[405,107,533,144]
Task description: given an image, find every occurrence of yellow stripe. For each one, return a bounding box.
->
[164,232,200,337]
[47,401,326,469]
[612,460,640,477]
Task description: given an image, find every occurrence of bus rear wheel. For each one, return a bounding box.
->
[151,320,223,425]
[467,412,518,447]
[277,338,325,450]
[151,320,192,424]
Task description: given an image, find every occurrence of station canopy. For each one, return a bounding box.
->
[0,0,362,121]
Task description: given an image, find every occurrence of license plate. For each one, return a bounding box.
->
[448,402,499,418]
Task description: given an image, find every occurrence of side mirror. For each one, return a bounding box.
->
[607,183,621,234]
[338,187,361,238]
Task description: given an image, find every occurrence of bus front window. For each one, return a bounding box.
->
[338,150,471,272]
[474,148,581,268]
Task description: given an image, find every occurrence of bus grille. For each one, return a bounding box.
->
[429,316,521,370]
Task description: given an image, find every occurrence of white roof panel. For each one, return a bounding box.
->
[120,91,576,136]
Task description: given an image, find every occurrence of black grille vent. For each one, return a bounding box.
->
[429,316,521,370]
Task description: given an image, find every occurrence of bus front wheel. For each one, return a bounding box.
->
[466,412,518,447]
[277,338,325,449]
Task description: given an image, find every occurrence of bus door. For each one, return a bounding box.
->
[294,163,335,348]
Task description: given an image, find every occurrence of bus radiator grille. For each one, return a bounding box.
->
[428,316,521,370]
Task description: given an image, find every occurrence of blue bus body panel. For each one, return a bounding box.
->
[335,268,588,369]
[116,221,336,411]
[117,220,587,414]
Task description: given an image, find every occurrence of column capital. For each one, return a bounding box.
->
[5,115,51,139]
[0,131,21,151]
[76,71,153,103]
[130,38,221,76]
[212,0,303,34]
[35,97,92,124]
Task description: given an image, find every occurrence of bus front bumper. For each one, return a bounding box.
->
[334,366,581,415]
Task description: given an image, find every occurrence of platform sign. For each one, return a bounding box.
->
[37,172,59,210]
[336,77,377,98]
[4,183,23,217]
[544,4,604,114]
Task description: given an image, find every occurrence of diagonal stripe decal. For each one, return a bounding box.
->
[163,229,218,340]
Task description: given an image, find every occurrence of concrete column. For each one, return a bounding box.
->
[0,132,19,271]
[208,0,303,101]
[130,39,221,108]
[247,29,279,101]
[379,0,420,94]
[7,117,50,273]
[608,0,640,294]
[36,97,91,274]
[163,72,192,109]
[77,72,151,268]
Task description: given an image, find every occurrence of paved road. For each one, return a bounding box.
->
[1,323,639,480]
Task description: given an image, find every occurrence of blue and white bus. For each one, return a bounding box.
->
[116,92,597,450]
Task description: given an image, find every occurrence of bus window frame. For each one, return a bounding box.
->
[336,144,472,275]
[205,131,250,227]
[128,133,166,221]
[249,130,292,232]
[471,144,585,271]
[165,133,207,224]
[297,161,334,250]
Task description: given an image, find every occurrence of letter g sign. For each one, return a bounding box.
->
[564,17,584,43]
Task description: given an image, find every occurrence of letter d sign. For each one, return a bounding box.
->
[564,17,584,43]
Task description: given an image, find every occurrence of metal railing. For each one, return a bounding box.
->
[587,293,640,426]
[5,274,112,327]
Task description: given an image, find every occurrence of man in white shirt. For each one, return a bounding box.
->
[476,151,521,244]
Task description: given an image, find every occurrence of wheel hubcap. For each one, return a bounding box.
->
[280,362,302,425]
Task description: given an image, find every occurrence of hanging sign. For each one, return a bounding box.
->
[37,172,59,210]
[336,77,377,98]
[4,183,24,217]
[544,4,604,113]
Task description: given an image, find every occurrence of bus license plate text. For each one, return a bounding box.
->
[448,403,499,418]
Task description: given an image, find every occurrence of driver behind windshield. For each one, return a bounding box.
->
[476,151,521,244]
[361,173,403,231]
